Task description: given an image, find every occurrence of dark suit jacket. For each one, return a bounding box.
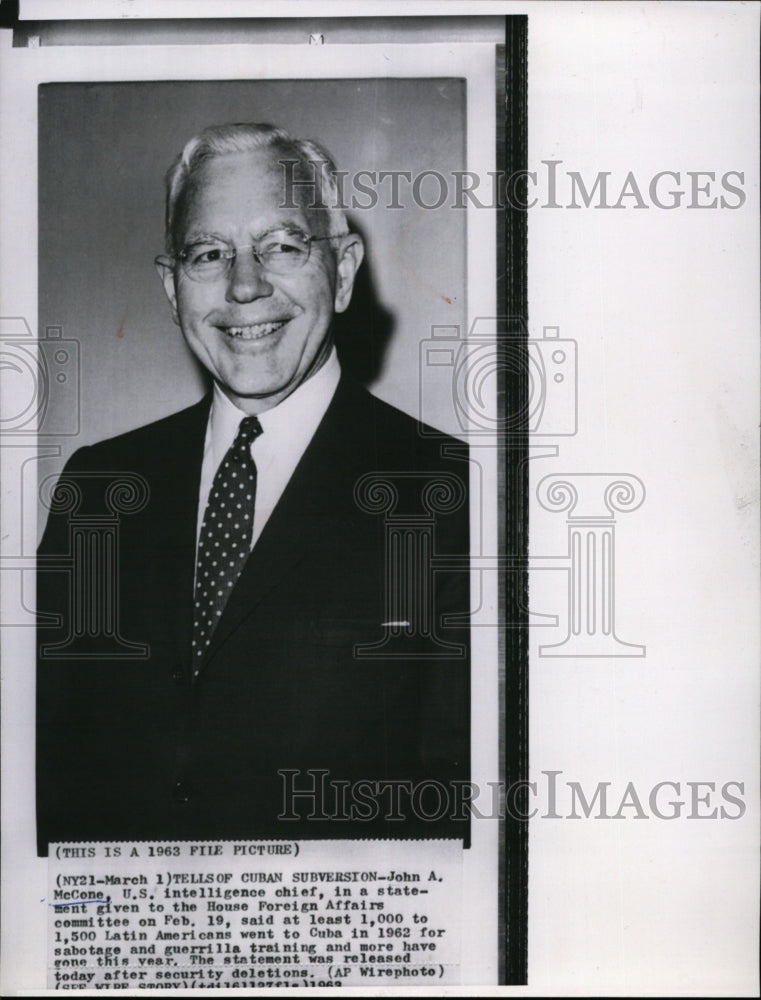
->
[36,377,469,854]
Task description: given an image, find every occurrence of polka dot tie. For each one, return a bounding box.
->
[192,415,263,670]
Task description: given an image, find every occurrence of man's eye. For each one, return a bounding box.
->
[187,245,226,265]
[261,238,306,257]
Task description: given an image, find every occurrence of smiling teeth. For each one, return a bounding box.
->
[225,322,284,339]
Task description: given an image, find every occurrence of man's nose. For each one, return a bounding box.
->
[225,248,273,303]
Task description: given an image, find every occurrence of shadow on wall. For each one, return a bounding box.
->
[333,220,395,387]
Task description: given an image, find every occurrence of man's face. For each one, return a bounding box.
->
[158,149,363,413]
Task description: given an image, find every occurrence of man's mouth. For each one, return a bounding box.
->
[220,321,286,340]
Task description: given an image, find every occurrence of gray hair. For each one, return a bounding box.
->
[164,122,349,253]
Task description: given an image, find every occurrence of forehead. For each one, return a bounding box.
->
[181,148,316,237]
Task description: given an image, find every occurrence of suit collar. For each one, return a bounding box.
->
[156,395,211,658]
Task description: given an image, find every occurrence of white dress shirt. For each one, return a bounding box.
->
[196,348,341,552]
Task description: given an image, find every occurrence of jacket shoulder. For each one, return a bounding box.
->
[336,379,467,468]
[64,397,210,471]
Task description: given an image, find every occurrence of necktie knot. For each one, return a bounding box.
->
[232,415,263,459]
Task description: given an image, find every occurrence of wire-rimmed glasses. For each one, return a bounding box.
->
[156,229,340,282]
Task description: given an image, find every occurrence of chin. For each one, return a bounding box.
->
[223,376,294,403]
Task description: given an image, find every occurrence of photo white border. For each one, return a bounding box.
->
[0,36,501,992]
[2,3,759,996]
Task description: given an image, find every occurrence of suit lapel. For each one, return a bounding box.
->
[150,396,210,660]
[203,378,371,666]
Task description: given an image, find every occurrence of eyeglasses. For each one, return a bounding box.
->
[156,230,339,282]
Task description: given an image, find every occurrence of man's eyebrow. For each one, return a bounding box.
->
[180,223,311,246]
[181,232,226,246]
[255,222,310,240]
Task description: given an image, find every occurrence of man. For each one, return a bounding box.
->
[36,123,469,854]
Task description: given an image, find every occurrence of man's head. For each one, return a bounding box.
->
[156,123,364,414]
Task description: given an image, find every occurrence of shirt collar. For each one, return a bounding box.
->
[208,347,341,467]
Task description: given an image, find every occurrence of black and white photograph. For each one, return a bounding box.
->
[0,1,759,995]
[34,80,476,851]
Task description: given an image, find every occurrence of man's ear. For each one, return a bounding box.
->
[154,257,180,325]
[333,234,365,314]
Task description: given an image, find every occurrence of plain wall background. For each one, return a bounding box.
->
[38,78,466,479]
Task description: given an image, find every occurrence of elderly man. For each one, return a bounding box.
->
[36,123,469,854]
